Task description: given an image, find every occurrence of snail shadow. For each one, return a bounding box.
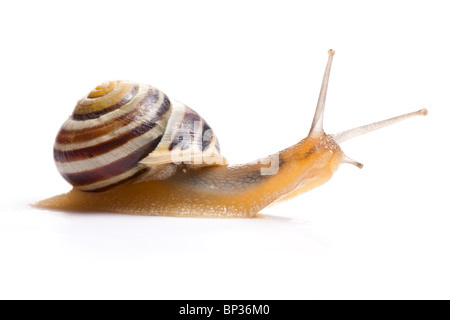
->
[254,212,293,221]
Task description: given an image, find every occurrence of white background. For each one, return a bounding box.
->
[1,0,449,299]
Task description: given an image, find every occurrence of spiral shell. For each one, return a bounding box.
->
[54,81,225,192]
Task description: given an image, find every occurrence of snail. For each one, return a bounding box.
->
[35,50,427,217]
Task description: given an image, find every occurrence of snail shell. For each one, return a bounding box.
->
[53,81,226,192]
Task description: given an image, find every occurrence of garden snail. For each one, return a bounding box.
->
[36,50,427,217]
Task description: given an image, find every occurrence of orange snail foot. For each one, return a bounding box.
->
[33,181,262,218]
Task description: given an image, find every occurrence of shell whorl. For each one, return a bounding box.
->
[54,81,225,192]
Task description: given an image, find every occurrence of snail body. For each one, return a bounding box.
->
[39,134,343,216]
[36,50,427,217]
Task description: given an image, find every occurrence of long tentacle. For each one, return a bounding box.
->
[334,108,428,143]
[309,49,335,137]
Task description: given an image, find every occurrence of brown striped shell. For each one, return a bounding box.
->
[54,81,226,192]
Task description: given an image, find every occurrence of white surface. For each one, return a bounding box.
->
[0,0,449,299]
